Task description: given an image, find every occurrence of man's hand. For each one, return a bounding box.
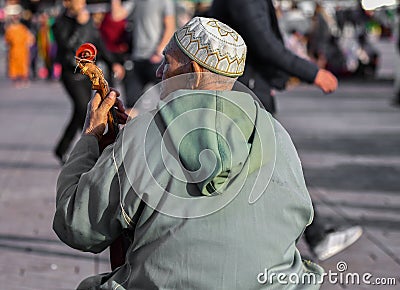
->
[112,63,125,80]
[83,90,128,141]
[314,69,338,94]
[149,52,163,64]
[77,9,90,25]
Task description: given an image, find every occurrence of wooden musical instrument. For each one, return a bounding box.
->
[75,43,119,137]
[75,43,127,270]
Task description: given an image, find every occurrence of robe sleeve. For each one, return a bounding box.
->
[53,135,129,253]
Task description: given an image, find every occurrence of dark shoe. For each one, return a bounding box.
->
[391,98,400,107]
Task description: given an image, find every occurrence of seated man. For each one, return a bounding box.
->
[54,17,324,289]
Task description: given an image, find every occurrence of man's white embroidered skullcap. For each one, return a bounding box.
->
[174,17,247,77]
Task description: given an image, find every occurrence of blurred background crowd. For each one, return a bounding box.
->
[0,0,399,161]
[0,0,397,85]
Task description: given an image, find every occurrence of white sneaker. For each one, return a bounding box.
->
[313,226,363,261]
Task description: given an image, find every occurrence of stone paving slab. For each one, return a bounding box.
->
[309,190,400,289]
[0,249,109,290]
[313,189,400,229]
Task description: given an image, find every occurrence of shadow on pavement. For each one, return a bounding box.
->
[0,161,60,170]
[294,133,400,157]
[304,164,400,194]
[0,234,108,263]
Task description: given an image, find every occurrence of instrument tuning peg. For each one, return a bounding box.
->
[75,43,97,62]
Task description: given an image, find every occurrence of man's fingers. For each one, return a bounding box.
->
[112,97,128,124]
[114,98,126,112]
[115,110,129,124]
[91,92,102,110]
[326,75,338,93]
[109,88,121,98]
[99,91,117,112]
[314,69,338,94]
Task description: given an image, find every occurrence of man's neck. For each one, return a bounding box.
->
[196,78,235,91]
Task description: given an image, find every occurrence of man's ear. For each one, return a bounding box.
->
[189,61,204,89]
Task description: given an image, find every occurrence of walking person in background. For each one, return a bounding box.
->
[210,0,337,115]
[111,0,175,116]
[210,0,362,261]
[99,0,135,88]
[52,0,124,164]
[308,3,334,69]
[37,10,57,80]
[4,4,35,88]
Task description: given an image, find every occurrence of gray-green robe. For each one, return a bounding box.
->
[54,90,323,289]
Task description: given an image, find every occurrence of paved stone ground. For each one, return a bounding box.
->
[0,36,399,289]
[0,80,111,290]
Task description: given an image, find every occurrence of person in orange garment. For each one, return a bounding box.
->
[4,4,35,87]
